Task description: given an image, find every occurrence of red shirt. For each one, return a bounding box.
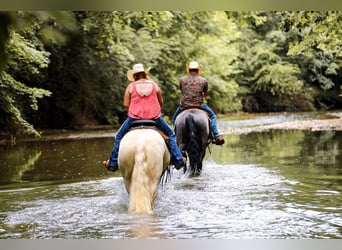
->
[128,80,161,119]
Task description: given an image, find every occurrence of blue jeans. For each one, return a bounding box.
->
[172,104,220,139]
[109,116,184,167]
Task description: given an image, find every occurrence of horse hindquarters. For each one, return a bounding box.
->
[175,109,210,176]
[119,129,170,213]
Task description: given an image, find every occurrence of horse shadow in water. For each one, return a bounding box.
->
[118,123,171,214]
[174,108,212,176]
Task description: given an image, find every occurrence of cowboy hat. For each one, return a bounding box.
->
[186,61,203,74]
[127,63,151,81]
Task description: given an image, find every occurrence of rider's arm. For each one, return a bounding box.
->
[154,83,164,108]
[123,83,132,109]
[179,78,184,94]
[202,79,209,97]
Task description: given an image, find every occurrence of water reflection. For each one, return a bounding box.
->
[127,214,167,239]
[0,137,118,189]
[212,130,341,175]
[0,115,342,238]
[211,130,342,238]
[0,150,41,184]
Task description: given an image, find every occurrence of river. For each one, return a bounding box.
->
[0,112,341,238]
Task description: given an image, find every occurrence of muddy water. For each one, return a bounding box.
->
[0,113,341,238]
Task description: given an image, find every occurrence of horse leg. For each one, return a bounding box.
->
[182,151,187,174]
[150,178,159,210]
[196,147,206,173]
[177,143,188,173]
[197,161,202,174]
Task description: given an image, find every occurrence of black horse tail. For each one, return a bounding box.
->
[185,114,201,174]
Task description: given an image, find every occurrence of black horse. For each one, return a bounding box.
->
[174,108,211,176]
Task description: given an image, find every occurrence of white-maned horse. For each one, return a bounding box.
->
[118,128,170,213]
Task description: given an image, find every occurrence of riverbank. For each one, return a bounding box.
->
[2,111,342,146]
[222,112,342,135]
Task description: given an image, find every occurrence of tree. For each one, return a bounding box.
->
[282,11,342,108]
[228,11,315,112]
[2,11,342,138]
[0,11,76,137]
[1,14,51,137]
[192,12,242,113]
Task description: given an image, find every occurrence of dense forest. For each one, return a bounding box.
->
[0,11,341,138]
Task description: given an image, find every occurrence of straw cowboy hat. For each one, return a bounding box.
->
[127,63,151,81]
[186,61,203,74]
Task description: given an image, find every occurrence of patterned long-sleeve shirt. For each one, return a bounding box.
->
[180,74,208,109]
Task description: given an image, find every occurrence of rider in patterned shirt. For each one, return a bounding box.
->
[172,61,225,145]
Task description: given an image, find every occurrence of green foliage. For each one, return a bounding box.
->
[0,71,51,137]
[254,63,303,95]
[284,11,342,94]
[1,11,342,136]
[192,12,242,112]
[6,31,50,76]
[232,15,303,110]
[0,12,13,71]
[41,11,212,126]
[0,11,75,136]
[43,11,133,127]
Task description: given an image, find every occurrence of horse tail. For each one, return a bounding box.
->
[128,142,153,213]
[185,114,201,173]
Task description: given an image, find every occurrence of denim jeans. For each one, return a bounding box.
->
[172,104,220,139]
[109,116,184,167]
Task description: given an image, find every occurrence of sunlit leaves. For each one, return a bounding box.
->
[254,63,303,95]
[193,12,242,112]
[0,71,51,137]
[6,31,50,75]
[0,11,73,136]
[1,10,342,136]
[284,11,342,92]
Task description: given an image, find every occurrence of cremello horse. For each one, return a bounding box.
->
[119,128,170,213]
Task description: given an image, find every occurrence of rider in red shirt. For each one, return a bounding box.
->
[103,63,186,171]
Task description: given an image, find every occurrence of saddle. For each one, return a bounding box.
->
[130,119,159,128]
[129,120,170,148]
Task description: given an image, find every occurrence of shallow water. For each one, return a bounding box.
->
[0,113,341,239]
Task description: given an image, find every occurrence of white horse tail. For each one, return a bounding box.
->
[128,140,152,213]
[119,129,169,214]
